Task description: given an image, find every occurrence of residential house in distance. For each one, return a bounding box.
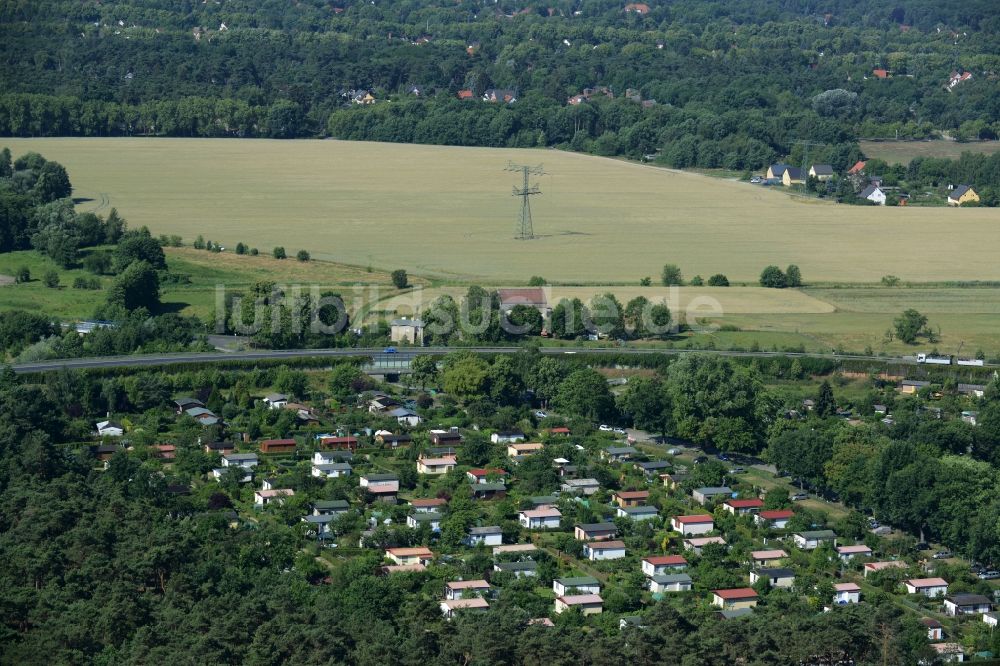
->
[833,583,861,605]
[837,544,873,561]
[430,429,463,446]
[929,643,965,663]
[554,594,603,615]
[508,442,543,457]
[872,68,890,79]
[793,530,837,550]
[750,568,795,588]
[313,499,350,517]
[782,167,805,186]
[483,88,516,103]
[847,160,867,176]
[864,561,908,578]
[623,3,650,15]
[387,408,422,427]
[440,598,489,618]
[602,446,638,462]
[583,540,626,561]
[313,450,353,466]
[185,407,219,426]
[613,490,650,507]
[254,488,294,507]
[617,506,659,521]
[174,397,204,413]
[467,468,507,484]
[360,473,400,502]
[376,432,413,448]
[648,573,693,593]
[723,498,764,516]
[407,512,442,532]
[312,462,352,479]
[712,588,758,610]
[519,508,562,529]
[410,497,447,513]
[922,618,944,641]
[352,90,376,105]
[318,435,359,451]
[642,555,687,576]
[205,441,235,455]
[491,431,525,444]
[222,453,258,470]
[958,384,986,398]
[96,420,124,437]
[575,523,617,541]
[494,561,537,578]
[672,514,714,536]
[944,594,992,616]
[417,456,457,475]
[386,547,433,566]
[692,486,733,505]
[561,478,601,495]
[456,89,474,101]
[900,380,930,395]
[766,164,790,180]
[751,550,788,566]
[553,576,601,596]
[497,288,550,319]
[464,526,503,547]
[259,438,296,454]
[444,580,491,600]
[684,536,727,554]
[470,483,507,500]
[262,393,288,410]
[904,577,949,598]
[948,184,980,206]
[661,471,689,490]
[755,510,793,529]
[808,164,835,181]
[860,184,887,205]
[948,70,973,89]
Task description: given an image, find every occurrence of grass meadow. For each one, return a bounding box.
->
[5,138,1000,284]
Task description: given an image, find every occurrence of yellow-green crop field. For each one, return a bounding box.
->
[6,138,1000,284]
[860,139,1000,164]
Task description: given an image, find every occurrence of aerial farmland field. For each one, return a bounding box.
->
[5,138,1000,284]
[860,139,1000,164]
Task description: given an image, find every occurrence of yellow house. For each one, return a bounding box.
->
[948,184,980,206]
[808,164,835,181]
[782,167,805,186]
[766,164,789,180]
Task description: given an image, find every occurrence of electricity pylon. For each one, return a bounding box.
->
[505,161,544,240]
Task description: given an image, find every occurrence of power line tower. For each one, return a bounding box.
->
[505,161,544,240]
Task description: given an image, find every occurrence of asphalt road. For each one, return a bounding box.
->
[9,345,987,374]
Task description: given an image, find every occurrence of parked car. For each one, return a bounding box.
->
[730,467,746,474]
[914,542,930,551]
[535,411,547,419]
[613,427,627,435]
[383,347,397,353]
[598,424,613,432]
[667,448,681,456]
[750,176,762,184]
[932,551,953,559]
[791,493,809,501]
[977,571,1000,580]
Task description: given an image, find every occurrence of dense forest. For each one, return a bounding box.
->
[2,0,1000,174]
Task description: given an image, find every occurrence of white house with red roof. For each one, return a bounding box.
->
[467,468,507,484]
[554,594,603,615]
[444,580,491,600]
[751,549,788,566]
[671,514,714,536]
[837,544,873,561]
[583,540,626,561]
[712,588,758,610]
[755,509,793,529]
[642,555,687,577]
[440,597,489,618]
[723,498,763,515]
[864,560,907,577]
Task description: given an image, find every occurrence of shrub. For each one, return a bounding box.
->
[235,242,247,255]
[14,266,30,283]
[881,275,900,287]
[249,248,259,256]
[43,270,60,288]
[689,275,704,286]
[639,276,651,286]
[759,265,787,288]
[528,276,546,286]
[786,264,802,287]
[296,250,310,262]
[193,235,205,250]
[273,246,286,260]
[706,273,729,287]
[391,269,408,289]
[661,263,684,286]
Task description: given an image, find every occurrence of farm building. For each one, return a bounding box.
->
[948,184,980,206]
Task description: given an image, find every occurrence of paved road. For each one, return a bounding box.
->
[9,345,987,374]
